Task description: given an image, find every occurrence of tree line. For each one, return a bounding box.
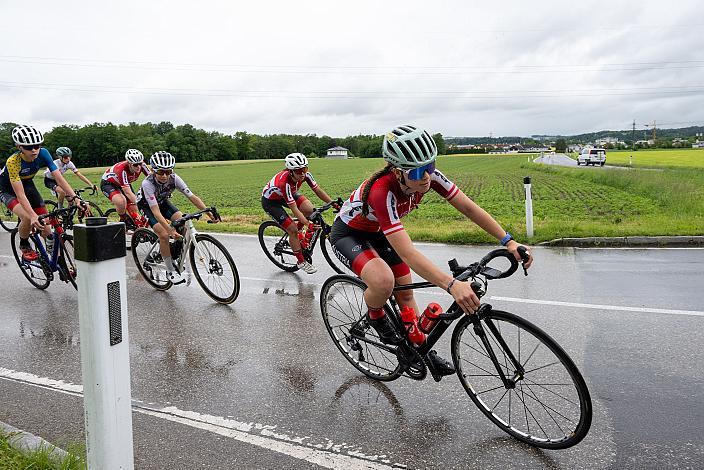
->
[0,122,446,167]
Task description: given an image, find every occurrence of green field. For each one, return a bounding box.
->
[51,153,703,244]
[597,149,704,169]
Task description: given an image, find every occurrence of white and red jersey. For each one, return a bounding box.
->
[101,161,150,187]
[262,169,318,205]
[338,169,459,236]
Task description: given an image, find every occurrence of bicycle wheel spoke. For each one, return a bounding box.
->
[523,377,580,406]
[521,382,575,428]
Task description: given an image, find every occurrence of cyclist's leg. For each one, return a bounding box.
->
[262,197,305,263]
[295,193,313,218]
[102,182,128,216]
[54,184,66,208]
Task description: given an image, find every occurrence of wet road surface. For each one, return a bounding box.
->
[1,229,703,469]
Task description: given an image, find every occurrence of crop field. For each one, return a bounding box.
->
[50,153,703,244]
[599,149,704,169]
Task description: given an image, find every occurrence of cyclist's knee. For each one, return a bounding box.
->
[361,259,395,297]
[285,223,298,236]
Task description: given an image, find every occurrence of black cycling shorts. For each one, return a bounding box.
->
[43,176,58,192]
[138,199,179,227]
[0,180,45,212]
[100,180,135,201]
[261,194,306,229]
[329,218,410,277]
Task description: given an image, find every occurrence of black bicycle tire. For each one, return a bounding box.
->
[104,208,120,222]
[320,275,403,381]
[0,213,16,232]
[77,201,104,224]
[59,234,78,290]
[451,309,592,449]
[131,228,172,290]
[10,230,51,290]
[258,220,299,272]
[189,233,240,304]
[319,231,347,274]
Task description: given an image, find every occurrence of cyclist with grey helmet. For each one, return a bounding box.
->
[0,125,85,261]
[331,124,534,378]
[43,147,96,208]
[137,151,217,284]
[261,152,337,274]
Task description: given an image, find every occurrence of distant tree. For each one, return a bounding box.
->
[554,138,567,152]
[433,133,446,155]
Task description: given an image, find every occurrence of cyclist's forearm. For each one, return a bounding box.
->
[313,186,332,204]
[289,204,308,225]
[450,191,507,242]
[76,172,93,187]
[188,194,207,211]
[122,187,137,204]
[53,173,77,199]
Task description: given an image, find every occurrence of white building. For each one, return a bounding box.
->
[693,141,704,149]
[326,146,349,159]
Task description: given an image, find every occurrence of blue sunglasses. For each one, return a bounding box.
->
[405,162,435,180]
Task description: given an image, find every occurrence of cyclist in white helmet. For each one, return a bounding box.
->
[261,152,337,274]
[101,149,150,228]
[43,147,97,208]
[0,125,85,261]
[136,151,217,284]
[330,125,534,379]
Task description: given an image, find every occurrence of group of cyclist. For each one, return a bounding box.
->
[2,123,533,377]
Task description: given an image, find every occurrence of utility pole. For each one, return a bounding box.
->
[632,120,636,151]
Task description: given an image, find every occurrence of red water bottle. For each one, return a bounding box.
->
[297,230,308,249]
[419,302,442,334]
[399,305,426,346]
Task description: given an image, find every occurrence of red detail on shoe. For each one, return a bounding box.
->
[21,248,39,261]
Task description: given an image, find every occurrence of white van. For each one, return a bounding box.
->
[577,148,606,166]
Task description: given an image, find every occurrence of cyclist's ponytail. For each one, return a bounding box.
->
[361,163,394,216]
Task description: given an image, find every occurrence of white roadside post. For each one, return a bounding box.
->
[524,176,534,238]
[75,217,134,470]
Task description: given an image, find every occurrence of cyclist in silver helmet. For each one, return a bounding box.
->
[330,124,533,378]
[43,147,97,208]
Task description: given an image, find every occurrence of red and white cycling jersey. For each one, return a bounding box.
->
[261,170,318,205]
[101,161,150,187]
[338,169,459,236]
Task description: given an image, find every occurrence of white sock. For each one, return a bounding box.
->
[164,256,174,271]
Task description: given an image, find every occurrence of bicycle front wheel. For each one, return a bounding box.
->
[258,220,298,272]
[77,201,104,224]
[451,309,592,449]
[189,234,240,304]
[59,234,78,290]
[10,230,51,289]
[131,228,172,290]
[320,275,402,381]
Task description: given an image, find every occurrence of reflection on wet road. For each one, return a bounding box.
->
[1,232,703,469]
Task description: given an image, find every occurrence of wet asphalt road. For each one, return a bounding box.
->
[533,153,624,169]
[1,229,703,469]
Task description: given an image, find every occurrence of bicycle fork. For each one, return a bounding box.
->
[470,304,525,389]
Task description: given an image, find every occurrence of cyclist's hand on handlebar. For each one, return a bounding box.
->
[449,279,481,315]
[169,226,183,239]
[30,213,44,230]
[507,241,533,270]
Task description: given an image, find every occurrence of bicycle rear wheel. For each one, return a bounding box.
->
[0,207,18,231]
[10,231,51,289]
[189,234,240,304]
[320,275,403,381]
[258,220,299,272]
[131,228,172,290]
[58,234,77,289]
[104,208,121,223]
[451,309,592,449]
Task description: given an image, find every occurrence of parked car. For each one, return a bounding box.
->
[577,148,606,166]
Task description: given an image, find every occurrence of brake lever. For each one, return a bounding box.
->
[517,246,530,276]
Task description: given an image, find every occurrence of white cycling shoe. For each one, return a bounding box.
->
[167,270,186,285]
[297,261,317,274]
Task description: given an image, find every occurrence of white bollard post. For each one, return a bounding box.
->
[75,218,134,470]
[524,176,534,238]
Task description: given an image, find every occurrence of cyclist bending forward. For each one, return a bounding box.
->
[43,147,96,208]
[101,149,150,228]
[330,124,534,378]
[261,152,337,274]
[137,151,217,284]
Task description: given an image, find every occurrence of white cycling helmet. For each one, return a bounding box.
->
[125,149,144,164]
[150,151,176,170]
[382,124,437,169]
[12,125,44,146]
[284,152,308,170]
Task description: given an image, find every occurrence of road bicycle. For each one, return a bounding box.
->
[320,247,592,449]
[44,186,104,224]
[258,198,347,274]
[10,205,79,290]
[1,186,103,232]
[131,207,240,304]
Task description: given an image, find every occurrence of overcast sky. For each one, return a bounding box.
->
[1,0,702,137]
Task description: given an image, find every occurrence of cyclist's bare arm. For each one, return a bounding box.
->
[312,186,333,204]
[288,202,309,227]
[121,185,138,205]
[385,229,480,314]
[52,170,79,202]
[74,170,95,188]
[448,190,533,269]
[187,194,216,221]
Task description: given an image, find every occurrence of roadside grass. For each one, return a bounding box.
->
[0,431,85,470]
[605,149,704,169]
[56,154,704,244]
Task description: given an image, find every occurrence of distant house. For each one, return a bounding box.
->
[693,141,704,149]
[326,146,349,159]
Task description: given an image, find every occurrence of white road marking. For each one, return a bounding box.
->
[0,367,400,469]
[490,296,704,317]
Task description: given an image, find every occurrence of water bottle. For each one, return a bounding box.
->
[297,230,308,250]
[418,302,442,334]
[399,305,426,346]
[45,234,54,255]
